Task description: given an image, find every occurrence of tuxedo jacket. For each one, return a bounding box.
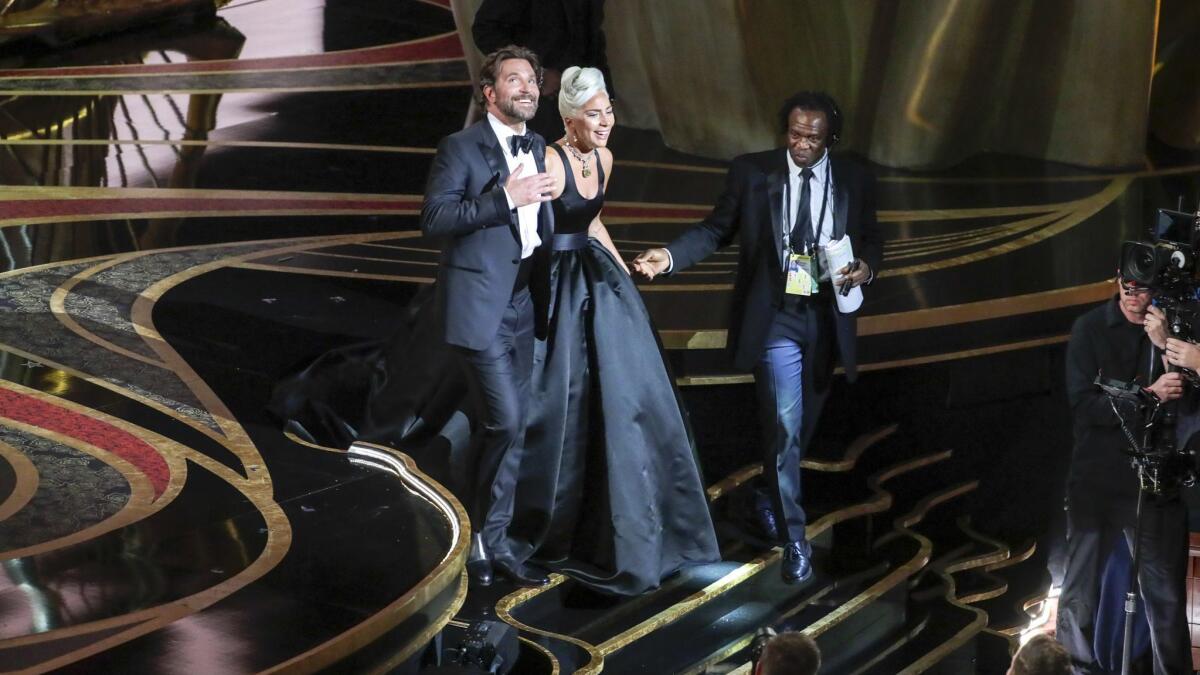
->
[421,120,553,350]
[666,149,882,380]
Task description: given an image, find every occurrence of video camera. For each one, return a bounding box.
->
[440,620,518,675]
[1120,208,1200,374]
[1107,208,1200,494]
[1119,209,1200,311]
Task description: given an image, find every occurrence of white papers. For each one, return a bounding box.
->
[825,236,862,313]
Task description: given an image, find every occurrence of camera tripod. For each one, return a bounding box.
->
[1097,372,1193,675]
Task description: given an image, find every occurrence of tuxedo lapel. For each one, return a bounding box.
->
[533,135,554,237]
[532,135,546,173]
[766,151,788,269]
[476,122,509,186]
[832,157,849,241]
[475,121,521,244]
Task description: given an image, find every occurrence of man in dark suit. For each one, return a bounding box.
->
[472,0,612,137]
[634,91,882,584]
[421,44,556,587]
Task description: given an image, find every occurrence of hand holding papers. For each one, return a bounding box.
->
[826,236,863,313]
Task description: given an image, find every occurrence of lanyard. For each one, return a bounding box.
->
[785,166,831,254]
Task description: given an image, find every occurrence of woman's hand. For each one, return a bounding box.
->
[1164,337,1200,371]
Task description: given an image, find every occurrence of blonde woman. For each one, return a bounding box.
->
[499,66,720,595]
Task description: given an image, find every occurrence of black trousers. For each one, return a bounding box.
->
[1056,486,1190,675]
[457,288,534,561]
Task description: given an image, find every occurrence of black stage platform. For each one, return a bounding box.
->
[1,1,1198,673]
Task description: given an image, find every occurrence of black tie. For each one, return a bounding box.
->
[790,167,814,250]
[509,131,534,155]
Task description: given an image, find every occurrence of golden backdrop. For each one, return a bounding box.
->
[455,0,1198,169]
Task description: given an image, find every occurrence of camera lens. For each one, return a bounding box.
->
[1120,241,1158,286]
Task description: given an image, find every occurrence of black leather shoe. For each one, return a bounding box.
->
[494,559,551,586]
[755,506,781,543]
[467,534,493,587]
[781,539,813,585]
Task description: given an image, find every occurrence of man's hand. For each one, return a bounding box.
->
[632,248,671,280]
[1147,371,1185,402]
[1164,337,1200,372]
[1144,305,1170,349]
[541,68,562,96]
[505,164,554,208]
[836,258,872,292]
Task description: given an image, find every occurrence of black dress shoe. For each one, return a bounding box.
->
[781,539,813,585]
[494,559,551,586]
[747,489,781,543]
[755,506,781,543]
[467,534,493,587]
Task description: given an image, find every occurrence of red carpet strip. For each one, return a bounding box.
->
[0,386,170,498]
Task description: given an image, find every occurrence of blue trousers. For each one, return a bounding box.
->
[753,300,833,544]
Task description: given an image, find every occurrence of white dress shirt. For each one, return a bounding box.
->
[487,112,542,259]
[783,149,834,276]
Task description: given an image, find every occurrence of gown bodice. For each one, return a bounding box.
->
[549,144,605,236]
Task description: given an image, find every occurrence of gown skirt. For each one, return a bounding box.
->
[271,239,720,595]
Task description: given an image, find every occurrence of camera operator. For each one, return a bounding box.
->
[1057,272,1191,675]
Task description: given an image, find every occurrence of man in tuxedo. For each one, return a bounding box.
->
[472,0,612,137]
[421,44,555,587]
[634,91,882,584]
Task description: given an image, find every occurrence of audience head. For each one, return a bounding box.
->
[754,630,820,675]
[778,91,842,168]
[558,66,613,150]
[1007,634,1070,675]
[478,45,543,123]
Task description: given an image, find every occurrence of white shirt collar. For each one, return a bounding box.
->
[486,111,526,146]
[785,148,830,181]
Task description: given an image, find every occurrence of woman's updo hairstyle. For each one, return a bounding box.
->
[557,66,608,120]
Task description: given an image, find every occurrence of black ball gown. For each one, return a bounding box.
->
[270,145,719,595]
[498,145,719,593]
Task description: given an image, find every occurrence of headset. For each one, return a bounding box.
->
[779,91,843,147]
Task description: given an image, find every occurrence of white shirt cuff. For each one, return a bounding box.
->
[664,248,674,274]
[503,186,516,211]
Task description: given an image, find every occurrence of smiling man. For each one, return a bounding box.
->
[419,45,556,588]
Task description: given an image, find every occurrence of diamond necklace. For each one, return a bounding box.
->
[562,142,593,178]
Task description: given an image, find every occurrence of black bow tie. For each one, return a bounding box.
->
[508,131,535,156]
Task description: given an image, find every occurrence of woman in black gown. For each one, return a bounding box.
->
[496,67,719,594]
[271,67,719,595]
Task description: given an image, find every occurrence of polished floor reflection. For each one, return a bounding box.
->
[0,0,1198,672]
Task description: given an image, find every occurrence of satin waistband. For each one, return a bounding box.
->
[552,232,590,251]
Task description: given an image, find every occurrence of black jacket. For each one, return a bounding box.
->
[421,120,553,350]
[1065,297,1153,499]
[665,149,882,378]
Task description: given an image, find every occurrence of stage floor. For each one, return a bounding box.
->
[1,0,1198,672]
